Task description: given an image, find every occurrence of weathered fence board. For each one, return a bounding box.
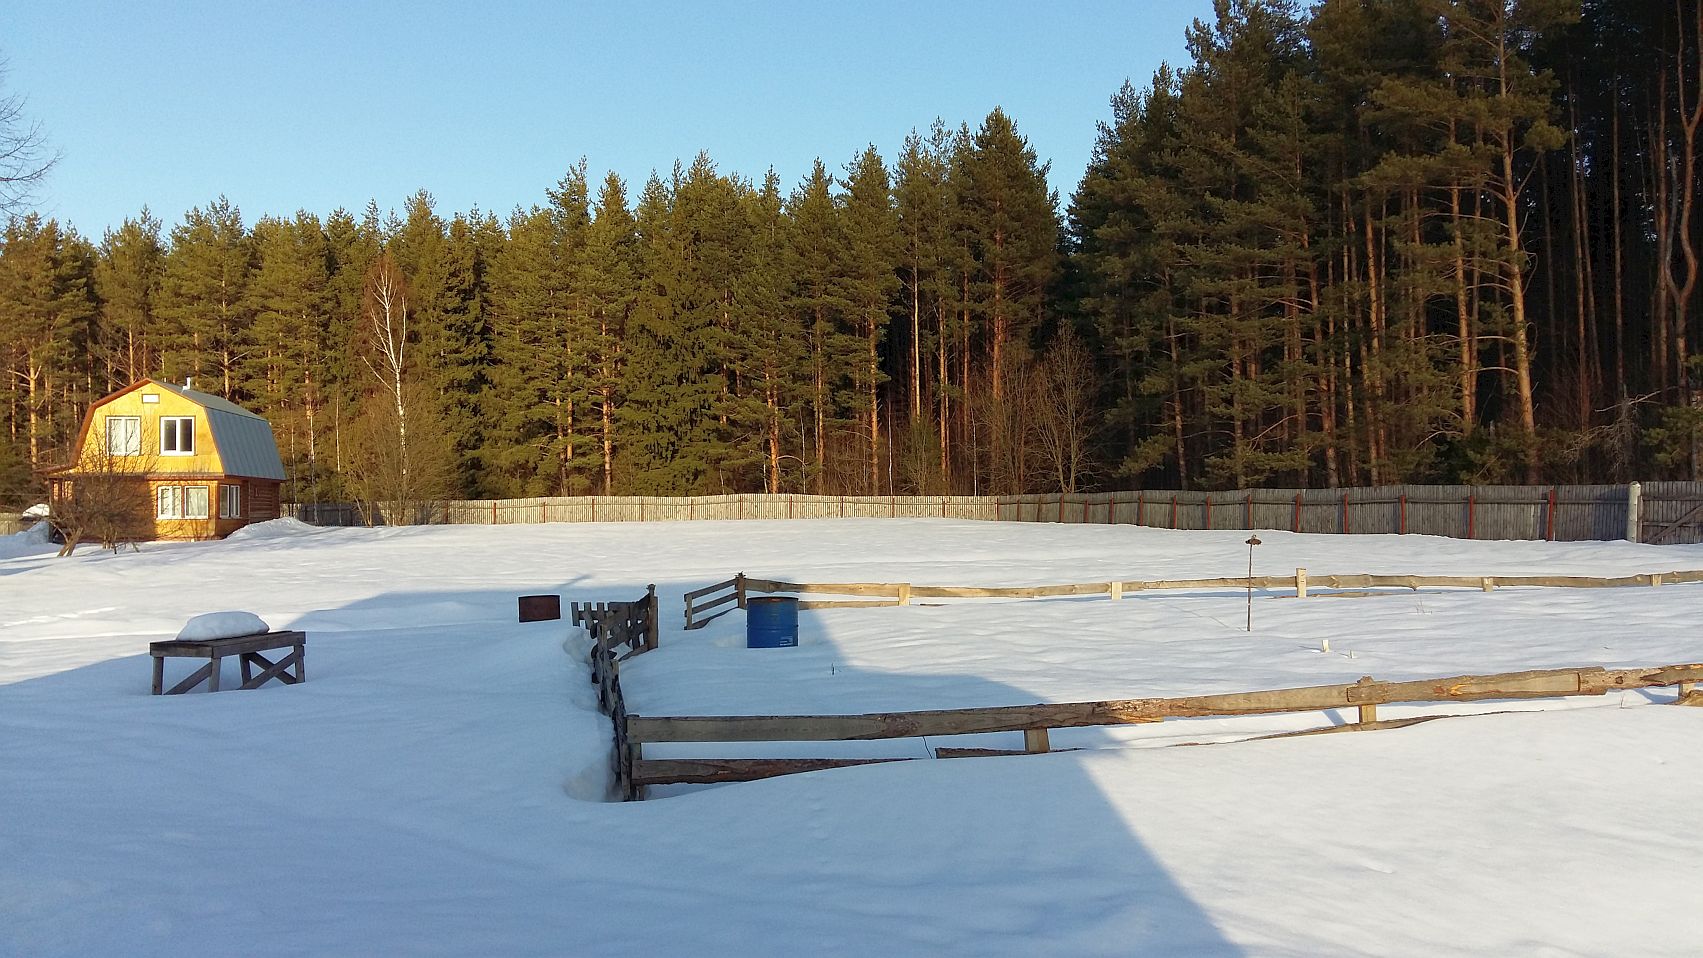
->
[628,663,1703,745]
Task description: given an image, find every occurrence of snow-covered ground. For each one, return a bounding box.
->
[3,519,1700,956]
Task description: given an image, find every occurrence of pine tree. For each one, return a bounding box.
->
[95,209,165,385]
[838,145,902,487]
[158,197,253,396]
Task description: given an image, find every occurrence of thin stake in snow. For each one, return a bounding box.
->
[1245,534,1261,632]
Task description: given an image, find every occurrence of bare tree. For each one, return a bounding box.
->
[0,63,59,216]
[46,433,156,556]
[1027,328,1101,493]
[357,254,412,500]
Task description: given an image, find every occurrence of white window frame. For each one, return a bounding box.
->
[160,416,195,456]
[157,485,211,520]
[106,416,141,457]
[219,484,243,519]
[184,485,210,519]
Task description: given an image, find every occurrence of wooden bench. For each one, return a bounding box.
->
[150,631,306,695]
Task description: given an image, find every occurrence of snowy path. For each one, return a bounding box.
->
[3,519,1700,955]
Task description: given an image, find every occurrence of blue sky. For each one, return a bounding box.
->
[7,1,1212,236]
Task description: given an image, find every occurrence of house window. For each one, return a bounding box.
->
[156,485,210,520]
[106,416,141,456]
[219,484,243,519]
[161,417,195,455]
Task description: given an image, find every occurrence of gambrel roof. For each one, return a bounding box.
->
[146,381,287,480]
[50,379,288,481]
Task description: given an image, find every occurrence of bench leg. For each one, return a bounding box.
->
[295,643,305,683]
[239,649,303,690]
[152,656,164,695]
[240,653,253,686]
[208,654,221,693]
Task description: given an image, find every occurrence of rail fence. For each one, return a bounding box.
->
[570,585,658,802]
[286,482,1703,543]
[681,567,1703,627]
[624,662,1703,790]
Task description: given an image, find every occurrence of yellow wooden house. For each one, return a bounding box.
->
[44,379,286,540]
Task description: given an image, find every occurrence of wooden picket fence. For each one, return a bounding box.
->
[570,585,658,801]
[623,662,1703,791]
[681,567,1703,627]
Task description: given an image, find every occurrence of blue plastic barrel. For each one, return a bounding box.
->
[746,596,799,648]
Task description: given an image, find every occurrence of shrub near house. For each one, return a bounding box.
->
[43,379,286,542]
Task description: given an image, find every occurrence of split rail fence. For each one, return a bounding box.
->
[683,567,1703,627]
[288,482,1703,544]
[624,662,1703,791]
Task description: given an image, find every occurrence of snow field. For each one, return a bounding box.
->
[2,518,1700,955]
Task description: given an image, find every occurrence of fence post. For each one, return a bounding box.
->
[1399,495,1407,535]
[1467,493,1476,539]
[1171,495,1179,529]
[1023,728,1051,753]
[1546,487,1557,540]
[491,501,498,524]
[897,583,912,606]
[1293,493,1301,533]
[1295,568,1308,599]
[735,572,748,609]
[1244,494,1252,529]
[1355,676,1377,724]
[1625,481,1642,542]
[646,584,659,651]
[1342,494,1350,534]
[1109,580,1123,601]
[1204,495,1212,529]
[1137,492,1144,526]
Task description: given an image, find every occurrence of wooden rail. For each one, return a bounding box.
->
[625,662,1703,789]
[685,568,1703,618]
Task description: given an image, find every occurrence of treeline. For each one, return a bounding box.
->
[4,0,1703,508]
[1073,0,1703,487]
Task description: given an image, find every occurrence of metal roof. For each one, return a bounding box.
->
[148,380,287,480]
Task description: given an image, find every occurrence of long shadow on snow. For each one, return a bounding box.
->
[622,589,1244,954]
[1,575,1242,954]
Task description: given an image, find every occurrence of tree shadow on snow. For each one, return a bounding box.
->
[622,591,1245,955]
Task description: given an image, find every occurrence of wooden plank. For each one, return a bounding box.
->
[149,631,307,658]
[796,599,901,609]
[933,746,1084,759]
[631,757,911,787]
[683,578,739,602]
[165,662,214,695]
[745,579,904,597]
[909,582,1113,599]
[628,663,1703,744]
[238,649,302,689]
[690,591,741,615]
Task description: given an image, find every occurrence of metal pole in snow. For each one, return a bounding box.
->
[1245,534,1262,632]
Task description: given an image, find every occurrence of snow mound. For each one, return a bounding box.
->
[0,520,55,559]
[225,517,324,541]
[175,611,271,641]
[22,502,49,518]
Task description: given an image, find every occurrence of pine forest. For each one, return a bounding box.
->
[4,0,1703,508]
